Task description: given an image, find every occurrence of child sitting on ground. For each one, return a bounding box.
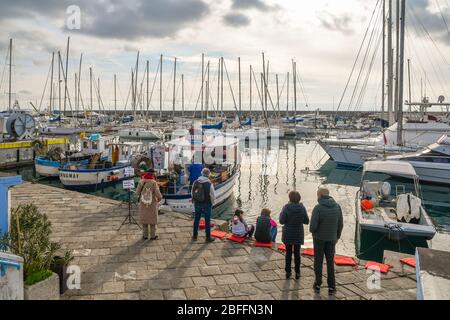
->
[255,208,278,244]
[231,209,255,238]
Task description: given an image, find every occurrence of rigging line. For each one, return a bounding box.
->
[435,0,450,38]
[222,60,238,112]
[146,59,161,114]
[408,6,450,91]
[405,28,438,98]
[0,49,9,96]
[188,60,202,114]
[347,3,383,114]
[295,62,310,107]
[335,0,381,115]
[354,25,383,113]
[37,59,52,111]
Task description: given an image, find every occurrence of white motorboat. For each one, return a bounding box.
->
[389,135,450,185]
[356,160,436,262]
[319,119,450,167]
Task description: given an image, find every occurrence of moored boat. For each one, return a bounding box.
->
[355,160,436,262]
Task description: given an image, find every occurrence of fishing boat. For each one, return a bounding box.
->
[355,160,436,262]
[156,133,240,213]
[35,134,110,177]
[59,141,147,189]
[388,135,450,185]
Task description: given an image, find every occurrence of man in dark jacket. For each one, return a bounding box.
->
[310,187,343,295]
[192,168,216,243]
[255,208,273,244]
[279,191,310,280]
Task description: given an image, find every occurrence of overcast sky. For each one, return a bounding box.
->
[0,0,450,113]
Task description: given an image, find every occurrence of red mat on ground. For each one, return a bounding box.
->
[253,241,273,248]
[365,261,392,274]
[227,234,247,244]
[199,219,215,230]
[278,244,286,252]
[302,248,315,257]
[211,230,228,239]
[334,255,358,267]
[400,258,416,268]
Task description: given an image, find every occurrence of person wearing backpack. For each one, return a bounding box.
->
[136,170,162,240]
[191,168,216,243]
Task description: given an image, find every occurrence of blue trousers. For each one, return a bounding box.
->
[271,227,278,242]
[193,203,213,238]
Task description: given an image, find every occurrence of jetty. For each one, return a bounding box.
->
[10,182,418,300]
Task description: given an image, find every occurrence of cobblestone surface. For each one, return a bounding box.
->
[11,182,417,300]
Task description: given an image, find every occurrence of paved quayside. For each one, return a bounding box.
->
[11,182,418,300]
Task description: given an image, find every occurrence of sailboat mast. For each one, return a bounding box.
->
[8,38,12,112]
[49,52,54,114]
[221,57,224,119]
[394,0,400,121]
[286,72,289,118]
[64,37,70,115]
[173,57,177,118]
[89,67,93,127]
[146,60,149,119]
[206,61,209,120]
[77,54,82,113]
[114,74,117,119]
[201,53,204,120]
[397,0,406,146]
[293,61,297,121]
[249,65,252,113]
[238,57,241,116]
[58,51,61,115]
[160,54,163,119]
[407,58,412,113]
[382,0,386,117]
[276,74,280,118]
[181,74,184,118]
[387,0,394,125]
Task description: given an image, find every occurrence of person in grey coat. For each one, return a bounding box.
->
[279,191,310,280]
[310,187,344,295]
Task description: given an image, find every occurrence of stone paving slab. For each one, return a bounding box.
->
[11,182,418,300]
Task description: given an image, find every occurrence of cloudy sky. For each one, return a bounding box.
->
[0,0,450,113]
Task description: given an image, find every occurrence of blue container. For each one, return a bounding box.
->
[189,163,203,184]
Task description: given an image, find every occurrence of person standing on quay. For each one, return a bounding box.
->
[136,169,162,240]
[279,191,310,280]
[310,186,343,296]
[191,168,216,243]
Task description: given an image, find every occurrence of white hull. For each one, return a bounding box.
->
[59,165,133,188]
[119,129,162,140]
[319,142,416,167]
[164,174,237,214]
[406,161,450,185]
[35,163,59,177]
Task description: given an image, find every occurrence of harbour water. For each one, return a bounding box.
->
[2,139,449,258]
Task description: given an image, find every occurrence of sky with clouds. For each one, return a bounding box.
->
[0,0,450,113]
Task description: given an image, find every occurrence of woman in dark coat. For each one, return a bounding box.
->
[279,191,310,280]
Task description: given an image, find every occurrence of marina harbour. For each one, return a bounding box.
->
[3,138,450,259]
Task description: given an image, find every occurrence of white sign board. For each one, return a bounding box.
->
[124,167,135,177]
[122,179,135,190]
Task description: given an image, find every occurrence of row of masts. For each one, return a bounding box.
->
[38,37,306,123]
